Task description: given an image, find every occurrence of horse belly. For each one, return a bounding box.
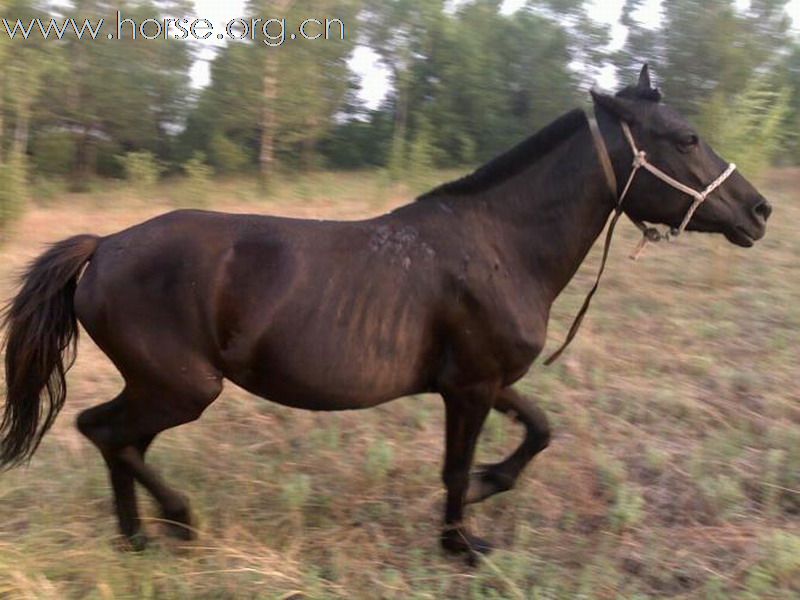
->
[230,351,428,411]
[225,318,436,411]
[218,234,443,410]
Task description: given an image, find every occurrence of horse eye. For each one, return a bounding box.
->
[677,133,699,150]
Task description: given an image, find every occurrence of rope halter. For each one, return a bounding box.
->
[618,121,737,258]
[544,112,737,365]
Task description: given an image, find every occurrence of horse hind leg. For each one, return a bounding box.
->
[465,386,551,505]
[76,378,222,548]
[127,434,197,540]
[76,395,146,549]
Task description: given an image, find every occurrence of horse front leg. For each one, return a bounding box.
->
[465,386,551,504]
[439,384,495,559]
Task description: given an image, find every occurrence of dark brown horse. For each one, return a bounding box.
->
[0,66,770,559]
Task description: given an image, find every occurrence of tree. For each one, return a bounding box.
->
[180,42,262,172]
[700,77,791,178]
[363,0,447,175]
[247,0,361,182]
[0,0,51,228]
[185,1,361,178]
[364,0,590,170]
[31,0,193,182]
[617,0,791,117]
[778,42,800,163]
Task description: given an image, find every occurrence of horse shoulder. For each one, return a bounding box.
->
[436,253,548,388]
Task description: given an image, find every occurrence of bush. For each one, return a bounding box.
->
[698,77,790,180]
[31,176,66,205]
[120,151,161,188]
[175,151,212,207]
[280,473,311,511]
[95,141,125,178]
[0,153,28,234]
[386,130,407,181]
[209,133,250,174]
[698,475,746,521]
[610,483,645,532]
[31,131,75,176]
[408,122,435,185]
[184,152,212,180]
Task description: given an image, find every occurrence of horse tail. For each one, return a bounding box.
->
[0,234,100,468]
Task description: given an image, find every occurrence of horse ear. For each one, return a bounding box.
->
[591,90,637,123]
[637,64,652,90]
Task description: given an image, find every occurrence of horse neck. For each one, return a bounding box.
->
[471,123,617,304]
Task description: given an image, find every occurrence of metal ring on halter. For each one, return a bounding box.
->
[644,227,664,242]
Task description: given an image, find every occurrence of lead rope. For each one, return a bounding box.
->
[544,113,737,365]
[542,207,624,365]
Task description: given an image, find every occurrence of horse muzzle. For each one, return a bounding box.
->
[725,195,771,247]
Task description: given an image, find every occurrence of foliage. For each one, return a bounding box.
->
[364,0,583,169]
[175,151,212,207]
[0,153,27,232]
[319,109,395,169]
[183,151,212,183]
[1,0,797,198]
[31,131,75,176]
[618,0,791,117]
[777,42,800,163]
[209,133,251,175]
[120,151,161,188]
[698,77,791,179]
[386,127,407,181]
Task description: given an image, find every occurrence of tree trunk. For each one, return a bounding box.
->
[11,97,30,161]
[259,52,279,188]
[387,65,409,180]
[259,0,295,189]
[71,126,95,193]
[301,114,319,171]
[0,67,5,165]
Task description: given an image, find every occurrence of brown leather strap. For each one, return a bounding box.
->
[587,115,618,198]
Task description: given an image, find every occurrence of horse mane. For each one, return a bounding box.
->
[417,108,587,201]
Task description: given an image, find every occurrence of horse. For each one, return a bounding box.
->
[0,66,771,559]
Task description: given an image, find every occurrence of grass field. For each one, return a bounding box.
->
[0,170,798,599]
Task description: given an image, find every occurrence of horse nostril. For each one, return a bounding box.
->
[754,198,772,221]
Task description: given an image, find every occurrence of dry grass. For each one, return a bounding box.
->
[0,169,798,599]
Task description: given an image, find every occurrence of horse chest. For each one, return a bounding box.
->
[442,278,547,386]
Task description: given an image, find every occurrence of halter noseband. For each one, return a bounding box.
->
[544,110,737,365]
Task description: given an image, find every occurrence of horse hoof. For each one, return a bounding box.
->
[162,506,197,540]
[115,531,148,552]
[163,520,196,541]
[441,527,493,563]
[465,464,515,504]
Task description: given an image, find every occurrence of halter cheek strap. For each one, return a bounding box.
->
[543,112,737,366]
